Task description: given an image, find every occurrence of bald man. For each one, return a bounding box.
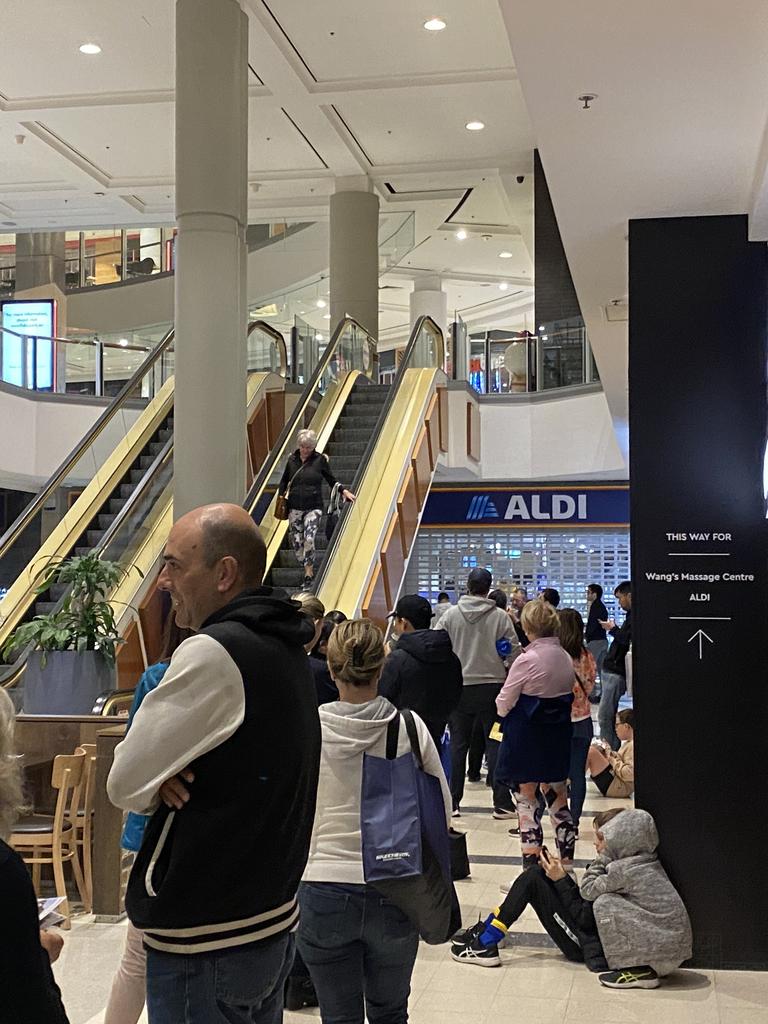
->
[108,504,321,1024]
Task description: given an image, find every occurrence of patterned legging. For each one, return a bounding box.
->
[517,781,576,862]
[288,508,323,568]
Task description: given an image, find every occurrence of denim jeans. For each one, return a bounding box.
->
[569,718,594,828]
[598,669,626,751]
[145,932,294,1024]
[297,882,419,1024]
[586,638,608,680]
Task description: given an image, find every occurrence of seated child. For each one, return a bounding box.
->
[587,709,634,797]
[451,807,692,989]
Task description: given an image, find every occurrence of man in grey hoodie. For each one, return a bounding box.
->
[436,568,520,818]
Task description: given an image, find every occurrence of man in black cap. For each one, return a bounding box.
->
[437,568,521,818]
[378,594,463,749]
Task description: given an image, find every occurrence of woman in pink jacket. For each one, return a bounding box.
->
[495,599,577,868]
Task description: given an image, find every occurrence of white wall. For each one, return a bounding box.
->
[67,222,330,333]
[441,384,626,481]
[0,385,143,491]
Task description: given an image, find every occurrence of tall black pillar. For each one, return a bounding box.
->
[629,214,768,970]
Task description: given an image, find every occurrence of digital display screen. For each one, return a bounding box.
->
[1,299,56,389]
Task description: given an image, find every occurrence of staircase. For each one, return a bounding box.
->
[30,414,174,619]
[269,382,389,593]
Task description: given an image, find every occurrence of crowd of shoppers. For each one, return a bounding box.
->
[5,512,668,1019]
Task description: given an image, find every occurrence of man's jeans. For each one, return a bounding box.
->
[145,932,294,1024]
[598,670,626,751]
[586,638,608,680]
[297,882,419,1024]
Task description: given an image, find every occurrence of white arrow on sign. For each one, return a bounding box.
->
[687,629,714,660]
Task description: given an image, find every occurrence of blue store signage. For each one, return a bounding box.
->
[422,486,630,527]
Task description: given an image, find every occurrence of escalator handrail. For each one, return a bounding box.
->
[247,319,288,377]
[313,315,444,592]
[244,315,377,515]
[0,325,176,564]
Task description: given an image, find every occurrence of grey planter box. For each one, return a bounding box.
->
[23,650,115,715]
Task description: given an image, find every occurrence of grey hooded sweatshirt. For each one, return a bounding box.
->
[436,595,520,685]
[303,696,452,884]
[580,809,693,975]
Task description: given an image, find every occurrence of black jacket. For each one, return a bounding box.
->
[378,629,463,745]
[585,600,609,643]
[552,872,608,972]
[123,589,321,954]
[309,653,338,706]
[603,609,631,677]
[278,450,342,512]
[0,840,69,1023]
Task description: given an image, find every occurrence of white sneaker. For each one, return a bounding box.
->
[452,808,461,818]
[492,808,517,820]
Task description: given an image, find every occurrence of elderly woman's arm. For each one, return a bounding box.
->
[321,455,356,501]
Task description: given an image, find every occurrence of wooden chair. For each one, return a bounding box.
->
[10,752,88,928]
[72,744,97,913]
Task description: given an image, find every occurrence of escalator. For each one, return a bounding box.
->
[0,319,288,692]
[248,316,447,620]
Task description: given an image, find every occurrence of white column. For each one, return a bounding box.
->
[174,0,248,517]
[409,275,448,366]
[330,176,379,339]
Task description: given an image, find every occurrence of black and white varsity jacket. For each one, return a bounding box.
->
[107,588,320,954]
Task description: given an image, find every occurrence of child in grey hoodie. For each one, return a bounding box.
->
[452,807,692,989]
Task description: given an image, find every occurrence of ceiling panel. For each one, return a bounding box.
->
[248,106,327,171]
[0,1,174,98]
[264,0,513,80]
[36,104,174,179]
[335,81,532,165]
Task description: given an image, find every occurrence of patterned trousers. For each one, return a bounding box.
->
[517,781,577,862]
[288,508,323,568]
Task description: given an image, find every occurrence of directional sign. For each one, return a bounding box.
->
[687,629,714,660]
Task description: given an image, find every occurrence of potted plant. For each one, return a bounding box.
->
[2,552,135,715]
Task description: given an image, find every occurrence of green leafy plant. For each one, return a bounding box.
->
[2,552,140,668]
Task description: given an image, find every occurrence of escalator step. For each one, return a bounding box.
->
[108,498,128,514]
[86,530,105,548]
[149,443,164,456]
[130,470,144,486]
[325,442,368,457]
[97,513,116,530]
[272,568,306,589]
[332,428,375,444]
[119,483,134,499]
[140,455,155,469]
[75,547,91,558]
[158,429,172,442]
[336,415,381,430]
[35,602,58,616]
[49,583,68,601]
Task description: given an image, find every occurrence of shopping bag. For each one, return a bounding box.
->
[361,711,461,943]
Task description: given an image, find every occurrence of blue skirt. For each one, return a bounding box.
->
[496,692,574,786]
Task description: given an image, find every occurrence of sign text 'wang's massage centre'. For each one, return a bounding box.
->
[421,486,630,527]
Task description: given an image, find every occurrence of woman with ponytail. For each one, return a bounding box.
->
[298,619,451,1024]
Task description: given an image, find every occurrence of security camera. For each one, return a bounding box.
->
[516,175,525,184]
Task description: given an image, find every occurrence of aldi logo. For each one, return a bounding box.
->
[466,495,500,520]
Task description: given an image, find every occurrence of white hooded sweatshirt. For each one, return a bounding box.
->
[303,695,452,884]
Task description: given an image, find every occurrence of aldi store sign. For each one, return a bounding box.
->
[422,486,630,527]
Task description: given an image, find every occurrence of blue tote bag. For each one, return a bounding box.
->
[361,710,460,943]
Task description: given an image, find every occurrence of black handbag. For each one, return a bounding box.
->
[449,828,470,880]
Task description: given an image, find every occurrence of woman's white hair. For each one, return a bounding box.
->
[0,689,23,840]
[297,429,318,449]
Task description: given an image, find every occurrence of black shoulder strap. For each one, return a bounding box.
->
[385,713,400,760]
[401,709,424,771]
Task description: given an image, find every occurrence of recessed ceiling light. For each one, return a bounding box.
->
[316,333,324,342]
[538,324,546,332]
[323,314,331,320]
[498,282,509,291]
[455,229,468,241]
[119,338,129,347]
[79,43,102,55]
[465,120,485,131]
[316,298,327,308]
[498,251,513,259]
[423,17,447,31]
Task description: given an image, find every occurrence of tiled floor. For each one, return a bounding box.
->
[54,781,768,1024]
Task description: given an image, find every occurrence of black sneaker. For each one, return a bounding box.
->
[521,853,539,870]
[467,773,482,783]
[284,976,319,1010]
[451,919,485,945]
[451,933,500,968]
[598,967,660,990]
